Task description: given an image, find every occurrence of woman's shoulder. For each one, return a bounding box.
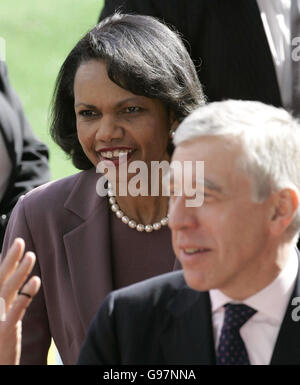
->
[20,168,99,211]
[24,170,83,200]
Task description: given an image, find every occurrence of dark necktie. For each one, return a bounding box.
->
[291,0,300,117]
[216,303,257,365]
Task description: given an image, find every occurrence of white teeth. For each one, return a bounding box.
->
[100,151,113,158]
[184,248,210,254]
[184,247,209,254]
[100,149,133,158]
[184,248,202,254]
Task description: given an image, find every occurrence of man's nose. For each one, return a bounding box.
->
[168,195,197,231]
[95,115,123,143]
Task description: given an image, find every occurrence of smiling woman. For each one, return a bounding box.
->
[74,61,171,173]
[2,13,205,365]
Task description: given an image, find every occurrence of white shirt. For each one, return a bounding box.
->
[0,130,12,202]
[256,0,292,108]
[209,249,298,365]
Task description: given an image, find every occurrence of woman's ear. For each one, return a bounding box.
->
[270,188,299,236]
[168,111,179,138]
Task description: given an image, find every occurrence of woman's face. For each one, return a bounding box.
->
[74,60,175,173]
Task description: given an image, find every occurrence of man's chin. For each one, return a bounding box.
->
[182,270,212,292]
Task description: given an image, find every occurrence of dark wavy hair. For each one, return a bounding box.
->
[50,13,205,170]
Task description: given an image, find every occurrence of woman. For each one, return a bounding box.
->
[0,238,40,365]
[2,13,204,364]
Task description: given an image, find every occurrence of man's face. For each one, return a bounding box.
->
[169,136,276,299]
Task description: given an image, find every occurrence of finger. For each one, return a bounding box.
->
[0,239,25,285]
[6,276,41,325]
[0,252,36,309]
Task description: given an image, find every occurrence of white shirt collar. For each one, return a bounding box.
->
[210,248,298,325]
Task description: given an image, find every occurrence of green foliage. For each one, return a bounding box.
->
[1,0,104,180]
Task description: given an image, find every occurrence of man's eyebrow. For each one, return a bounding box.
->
[203,178,223,193]
[168,176,223,193]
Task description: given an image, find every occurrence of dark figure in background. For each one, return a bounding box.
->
[0,60,50,247]
[99,0,300,117]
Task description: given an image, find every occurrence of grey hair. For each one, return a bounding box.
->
[173,100,300,237]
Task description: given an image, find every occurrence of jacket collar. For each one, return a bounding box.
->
[160,276,216,364]
[270,251,300,364]
[63,168,113,331]
[64,168,107,220]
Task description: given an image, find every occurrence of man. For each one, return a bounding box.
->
[0,60,50,247]
[99,0,300,117]
[77,100,300,364]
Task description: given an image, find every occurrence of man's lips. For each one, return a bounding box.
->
[179,247,212,256]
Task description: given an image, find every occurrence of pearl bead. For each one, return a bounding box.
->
[116,210,124,218]
[145,225,153,232]
[121,216,129,224]
[109,197,116,204]
[128,220,137,229]
[111,204,119,212]
[107,186,167,233]
[136,224,145,232]
[160,217,168,226]
[153,222,161,231]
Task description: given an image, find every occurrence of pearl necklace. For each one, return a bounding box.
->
[107,182,169,232]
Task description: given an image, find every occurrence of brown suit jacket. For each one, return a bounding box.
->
[2,168,178,364]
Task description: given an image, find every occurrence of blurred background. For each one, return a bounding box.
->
[1,0,104,363]
[1,0,104,180]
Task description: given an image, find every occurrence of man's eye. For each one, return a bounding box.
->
[125,106,141,113]
[204,192,214,201]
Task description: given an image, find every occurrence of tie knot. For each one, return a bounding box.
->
[223,303,257,331]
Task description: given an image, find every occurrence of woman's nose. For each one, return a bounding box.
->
[95,115,123,143]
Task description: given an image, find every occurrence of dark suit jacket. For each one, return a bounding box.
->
[99,0,282,106]
[0,61,50,247]
[2,168,178,365]
[77,269,300,364]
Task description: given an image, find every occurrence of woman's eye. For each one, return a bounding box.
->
[124,106,141,113]
[78,110,97,117]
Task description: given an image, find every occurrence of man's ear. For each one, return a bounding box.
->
[269,188,299,236]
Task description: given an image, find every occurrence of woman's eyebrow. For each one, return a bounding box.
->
[74,97,140,109]
[114,96,141,108]
[74,102,96,109]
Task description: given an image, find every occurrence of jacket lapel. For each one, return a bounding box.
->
[270,259,300,364]
[63,169,113,331]
[160,282,216,364]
